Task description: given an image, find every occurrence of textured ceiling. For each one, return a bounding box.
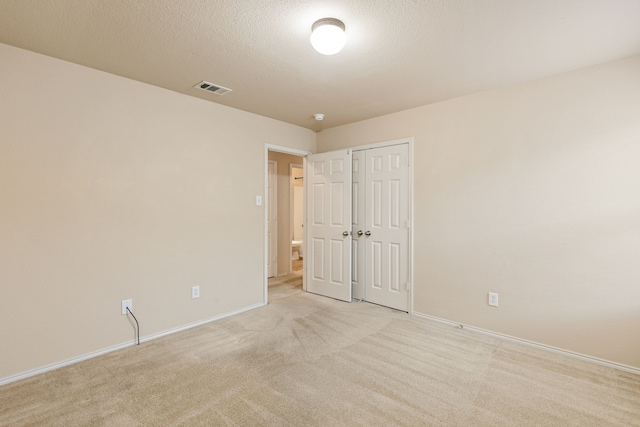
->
[1,0,640,131]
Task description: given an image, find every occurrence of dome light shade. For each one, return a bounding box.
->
[310,18,346,55]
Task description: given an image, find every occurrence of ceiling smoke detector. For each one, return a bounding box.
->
[314,113,325,121]
[194,81,232,96]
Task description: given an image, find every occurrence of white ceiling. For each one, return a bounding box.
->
[1,0,640,131]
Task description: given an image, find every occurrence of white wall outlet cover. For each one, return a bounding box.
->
[191,286,200,299]
[488,292,499,307]
[121,299,133,315]
[256,195,262,206]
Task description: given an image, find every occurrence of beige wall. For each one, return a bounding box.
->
[267,151,304,275]
[2,39,638,380]
[0,43,315,380]
[317,55,640,369]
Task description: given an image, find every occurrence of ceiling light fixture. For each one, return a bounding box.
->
[310,18,346,55]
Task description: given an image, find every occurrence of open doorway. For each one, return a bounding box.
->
[265,146,308,304]
[267,160,277,278]
[290,164,304,276]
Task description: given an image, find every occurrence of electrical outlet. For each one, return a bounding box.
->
[488,292,499,307]
[122,299,133,315]
[192,286,200,299]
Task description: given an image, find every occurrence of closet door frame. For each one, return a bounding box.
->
[351,137,414,313]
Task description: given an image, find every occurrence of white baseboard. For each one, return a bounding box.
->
[412,311,640,376]
[0,302,266,386]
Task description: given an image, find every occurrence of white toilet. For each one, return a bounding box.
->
[292,240,303,260]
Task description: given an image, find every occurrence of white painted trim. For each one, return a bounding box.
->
[267,159,278,278]
[342,137,414,313]
[412,311,640,376]
[348,137,413,153]
[0,302,266,386]
[265,144,311,157]
[408,139,414,315]
[264,144,312,304]
[302,157,308,292]
[139,302,265,343]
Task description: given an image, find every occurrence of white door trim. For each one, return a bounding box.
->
[264,139,413,314]
[325,137,414,314]
[349,137,413,153]
[362,143,410,311]
[267,160,278,278]
[365,138,413,315]
[264,144,312,305]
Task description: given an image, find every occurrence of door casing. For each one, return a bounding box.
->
[263,138,413,313]
[305,138,414,312]
[358,143,410,311]
[264,145,312,304]
[267,160,278,278]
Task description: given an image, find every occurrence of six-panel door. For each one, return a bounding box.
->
[305,150,352,302]
[363,144,410,311]
[305,144,409,310]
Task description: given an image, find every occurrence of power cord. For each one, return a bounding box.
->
[126,307,140,345]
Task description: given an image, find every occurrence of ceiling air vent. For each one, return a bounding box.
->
[194,81,232,96]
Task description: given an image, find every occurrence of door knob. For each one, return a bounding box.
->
[357,230,363,237]
[365,231,371,236]
[343,231,349,237]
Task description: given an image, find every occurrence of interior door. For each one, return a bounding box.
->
[351,150,366,300]
[364,144,410,311]
[305,150,352,302]
[267,160,277,278]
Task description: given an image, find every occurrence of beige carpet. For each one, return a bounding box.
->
[1,270,639,426]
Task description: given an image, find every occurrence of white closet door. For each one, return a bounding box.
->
[351,151,366,300]
[365,144,410,311]
[305,150,352,302]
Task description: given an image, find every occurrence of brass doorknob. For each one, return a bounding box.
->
[343,231,349,237]
[365,231,371,236]
[357,230,363,237]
